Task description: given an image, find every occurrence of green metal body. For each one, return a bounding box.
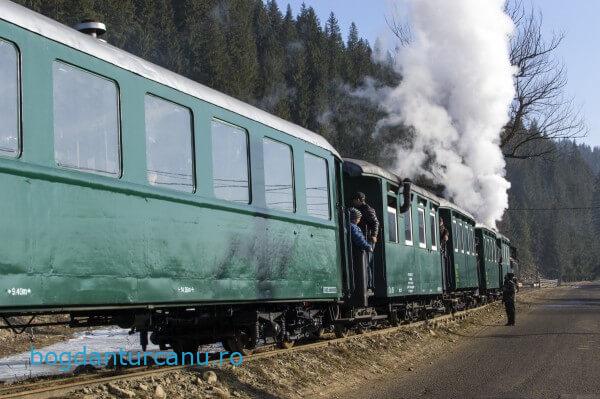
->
[439,209,478,291]
[343,176,443,298]
[0,19,342,313]
[475,227,501,291]
[498,237,512,280]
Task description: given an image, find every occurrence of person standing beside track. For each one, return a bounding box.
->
[502,272,518,326]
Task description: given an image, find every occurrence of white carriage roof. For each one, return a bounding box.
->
[437,198,476,222]
[475,223,508,242]
[410,184,441,205]
[343,158,402,184]
[0,0,341,159]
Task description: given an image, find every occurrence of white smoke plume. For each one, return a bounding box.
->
[366,0,516,227]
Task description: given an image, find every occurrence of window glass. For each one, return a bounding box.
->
[457,222,463,252]
[404,209,413,245]
[452,220,457,251]
[211,120,249,203]
[484,238,487,260]
[429,212,437,250]
[145,95,194,192]
[466,227,471,254]
[417,208,426,248]
[0,40,19,156]
[304,153,329,219]
[53,62,120,176]
[263,138,294,212]
[388,206,398,243]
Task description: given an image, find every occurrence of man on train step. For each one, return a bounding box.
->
[351,192,380,290]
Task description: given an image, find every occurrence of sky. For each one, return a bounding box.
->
[283,0,600,147]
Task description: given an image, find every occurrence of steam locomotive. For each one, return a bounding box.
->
[0,1,514,354]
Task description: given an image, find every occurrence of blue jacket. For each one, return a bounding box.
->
[351,223,373,252]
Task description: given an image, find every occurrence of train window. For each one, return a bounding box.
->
[263,138,294,212]
[53,62,120,176]
[456,222,461,252]
[466,227,471,255]
[404,209,413,246]
[0,39,19,157]
[304,153,330,219]
[429,211,437,251]
[145,95,194,192]
[452,220,457,252]
[211,119,250,203]
[417,208,426,248]
[470,228,474,254]
[387,206,398,243]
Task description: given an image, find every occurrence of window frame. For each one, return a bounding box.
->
[452,219,458,252]
[460,222,465,253]
[304,151,331,220]
[465,225,470,255]
[429,211,437,251]
[387,205,399,243]
[404,207,414,246]
[144,93,196,193]
[52,60,122,178]
[0,38,21,159]
[262,136,296,213]
[417,207,427,249]
[211,118,252,204]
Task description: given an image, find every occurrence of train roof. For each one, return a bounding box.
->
[437,198,476,222]
[475,223,507,241]
[0,0,341,159]
[343,158,401,184]
[410,184,441,205]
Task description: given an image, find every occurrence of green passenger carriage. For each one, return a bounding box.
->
[0,0,344,352]
[497,234,512,280]
[438,200,480,305]
[343,159,443,299]
[475,225,502,294]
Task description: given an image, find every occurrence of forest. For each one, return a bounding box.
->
[13,0,600,281]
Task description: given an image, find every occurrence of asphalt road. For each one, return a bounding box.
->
[342,284,600,399]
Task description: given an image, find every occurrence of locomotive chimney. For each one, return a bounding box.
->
[399,178,412,213]
[74,19,107,42]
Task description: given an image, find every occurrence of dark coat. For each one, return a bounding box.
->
[351,223,373,252]
[356,203,380,240]
[502,277,517,301]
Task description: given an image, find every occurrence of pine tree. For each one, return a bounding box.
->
[223,0,259,101]
[296,5,326,131]
[324,12,344,81]
[253,0,288,116]
[181,0,230,91]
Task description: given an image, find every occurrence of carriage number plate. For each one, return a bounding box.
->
[6,287,31,296]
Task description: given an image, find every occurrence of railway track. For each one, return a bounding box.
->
[0,304,493,399]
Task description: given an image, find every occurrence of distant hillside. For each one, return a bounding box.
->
[500,139,599,281]
[576,143,600,175]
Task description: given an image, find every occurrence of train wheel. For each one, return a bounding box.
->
[277,338,295,349]
[334,324,349,338]
[390,311,400,327]
[226,329,256,356]
[170,339,199,364]
[312,327,325,339]
[221,339,233,352]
